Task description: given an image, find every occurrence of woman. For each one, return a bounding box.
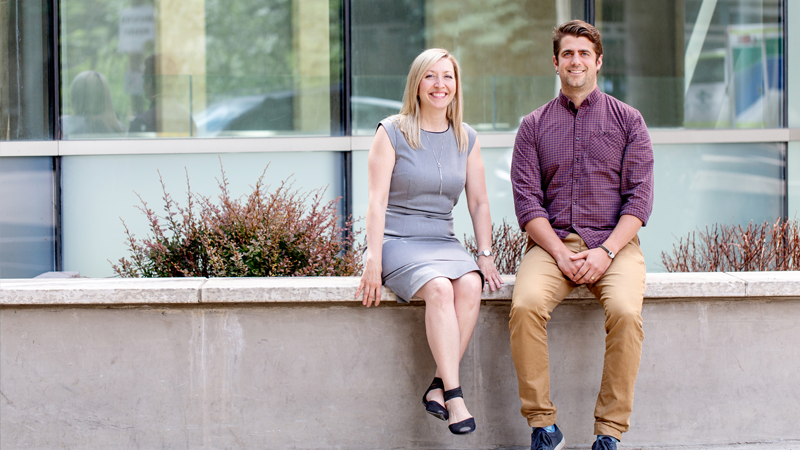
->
[355,48,503,435]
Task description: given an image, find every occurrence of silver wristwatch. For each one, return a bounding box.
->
[478,249,493,258]
[599,244,615,260]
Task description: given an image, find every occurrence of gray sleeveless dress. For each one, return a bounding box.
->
[378,117,484,303]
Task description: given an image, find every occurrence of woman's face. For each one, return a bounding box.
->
[417,57,456,113]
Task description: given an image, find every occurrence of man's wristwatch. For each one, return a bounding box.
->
[477,249,493,258]
[599,244,615,260]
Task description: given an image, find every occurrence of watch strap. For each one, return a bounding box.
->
[599,244,615,259]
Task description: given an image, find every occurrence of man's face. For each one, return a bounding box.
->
[553,35,603,92]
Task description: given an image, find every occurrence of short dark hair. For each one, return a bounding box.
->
[553,20,603,61]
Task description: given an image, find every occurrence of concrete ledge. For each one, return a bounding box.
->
[2,272,799,449]
[1,272,798,306]
[0,277,206,305]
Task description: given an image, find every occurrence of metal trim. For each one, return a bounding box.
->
[2,129,800,157]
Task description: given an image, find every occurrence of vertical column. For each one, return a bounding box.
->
[293,0,331,133]
[155,0,207,137]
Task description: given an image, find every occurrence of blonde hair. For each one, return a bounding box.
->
[393,48,468,153]
[69,71,125,133]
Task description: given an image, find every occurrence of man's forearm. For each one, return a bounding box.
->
[601,214,643,255]
[524,217,571,261]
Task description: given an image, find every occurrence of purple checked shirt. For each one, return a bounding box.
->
[511,87,654,249]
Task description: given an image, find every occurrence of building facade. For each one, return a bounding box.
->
[1,0,798,278]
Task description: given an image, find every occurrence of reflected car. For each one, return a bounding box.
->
[195,92,402,137]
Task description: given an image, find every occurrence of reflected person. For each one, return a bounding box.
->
[62,71,125,137]
[510,20,654,450]
[355,48,503,435]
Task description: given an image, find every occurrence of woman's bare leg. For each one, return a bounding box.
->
[417,273,482,426]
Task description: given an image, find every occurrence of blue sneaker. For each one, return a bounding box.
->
[530,424,565,450]
[592,435,618,450]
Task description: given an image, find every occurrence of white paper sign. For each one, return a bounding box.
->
[118,6,155,53]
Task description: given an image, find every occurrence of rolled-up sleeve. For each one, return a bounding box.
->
[511,115,549,231]
[619,112,654,226]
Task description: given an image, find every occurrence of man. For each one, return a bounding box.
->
[509,20,654,450]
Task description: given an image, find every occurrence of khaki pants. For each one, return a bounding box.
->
[509,233,646,440]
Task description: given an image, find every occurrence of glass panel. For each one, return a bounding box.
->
[451,146,516,240]
[789,0,800,128]
[0,157,57,278]
[597,0,783,129]
[0,0,53,141]
[61,152,343,277]
[640,142,785,272]
[59,0,343,140]
[351,0,584,135]
[789,142,799,219]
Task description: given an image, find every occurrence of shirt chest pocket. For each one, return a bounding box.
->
[588,131,624,168]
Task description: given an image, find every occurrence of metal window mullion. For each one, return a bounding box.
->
[50,0,63,271]
[341,0,352,227]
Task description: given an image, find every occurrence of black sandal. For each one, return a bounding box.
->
[444,386,476,435]
[421,377,449,421]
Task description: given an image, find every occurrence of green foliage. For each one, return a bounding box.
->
[112,164,362,278]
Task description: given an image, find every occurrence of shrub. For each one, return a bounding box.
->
[464,218,527,275]
[112,164,362,278]
[661,218,800,272]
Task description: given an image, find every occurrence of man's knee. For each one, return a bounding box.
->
[510,289,552,327]
[603,296,644,333]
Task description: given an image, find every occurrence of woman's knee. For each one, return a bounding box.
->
[453,272,482,298]
[421,277,455,307]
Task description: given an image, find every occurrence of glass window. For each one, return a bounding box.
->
[0,0,54,141]
[61,152,343,277]
[640,142,785,272]
[597,0,783,129]
[351,0,585,135]
[0,157,57,278]
[59,0,343,140]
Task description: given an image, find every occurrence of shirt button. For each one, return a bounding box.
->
[574,157,579,162]
[575,137,580,141]
[573,201,577,205]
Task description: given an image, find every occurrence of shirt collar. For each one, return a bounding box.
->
[558,86,601,110]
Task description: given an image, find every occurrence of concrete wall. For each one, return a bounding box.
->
[1,273,799,449]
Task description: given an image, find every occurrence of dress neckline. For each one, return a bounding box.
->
[421,125,451,134]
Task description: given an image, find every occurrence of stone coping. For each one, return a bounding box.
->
[0,272,798,306]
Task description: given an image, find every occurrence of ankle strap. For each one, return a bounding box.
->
[430,377,444,390]
[443,386,463,402]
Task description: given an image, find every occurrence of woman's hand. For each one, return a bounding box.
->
[477,256,503,292]
[356,257,383,307]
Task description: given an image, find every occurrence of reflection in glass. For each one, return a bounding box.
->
[62,71,126,137]
[0,0,53,141]
[59,0,343,140]
[640,142,784,271]
[351,0,582,135]
[597,0,783,129]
